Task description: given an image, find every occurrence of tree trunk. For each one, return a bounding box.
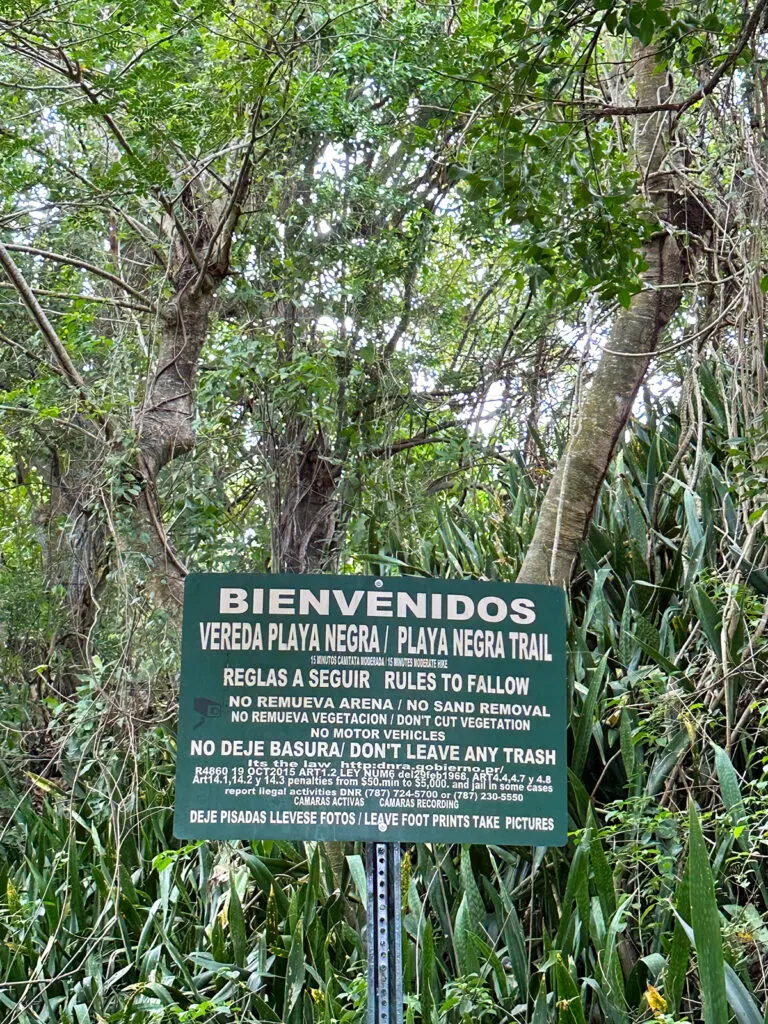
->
[43,444,109,695]
[136,285,217,605]
[517,43,684,587]
[272,426,340,575]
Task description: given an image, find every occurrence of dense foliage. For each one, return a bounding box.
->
[1,0,768,1021]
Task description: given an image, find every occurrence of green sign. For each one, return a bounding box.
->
[174,574,567,845]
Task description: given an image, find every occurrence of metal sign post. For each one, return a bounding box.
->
[367,842,403,1024]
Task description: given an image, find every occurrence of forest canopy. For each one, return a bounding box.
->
[1,0,768,1021]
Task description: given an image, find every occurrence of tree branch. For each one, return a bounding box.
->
[365,421,457,458]
[0,282,153,313]
[576,0,768,120]
[0,29,206,272]
[676,0,768,115]
[0,240,86,392]
[3,243,156,307]
[0,329,47,366]
[190,110,262,293]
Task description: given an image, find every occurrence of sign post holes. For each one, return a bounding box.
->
[367,843,403,1024]
[173,573,567,1024]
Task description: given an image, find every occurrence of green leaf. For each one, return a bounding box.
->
[531,984,549,1024]
[239,850,289,917]
[587,806,616,921]
[572,650,609,776]
[645,728,690,797]
[674,915,762,1024]
[602,898,631,1023]
[620,709,635,782]
[73,1003,91,1024]
[555,826,591,950]
[229,876,247,968]
[691,587,722,655]
[460,846,484,926]
[555,956,587,1024]
[723,964,763,1024]
[283,919,306,1020]
[713,743,749,850]
[420,918,436,1024]
[454,894,478,975]
[490,853,528,1001]
[251,994,281,1021]
[629,630,678,674]
[580,565,613,644]
[684,489,705,550]
[68,838,84,930]
[346,854,368,910]
[619,591,635,666]
[671,856,696,1015]
[469,931,508,998]
[688,802,727,1024]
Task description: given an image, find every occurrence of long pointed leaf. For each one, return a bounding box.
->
[689,802,727,1024]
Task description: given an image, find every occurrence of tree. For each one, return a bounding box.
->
[517,39,685,585]
[518,5,768,586]
[0,0,481,685]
